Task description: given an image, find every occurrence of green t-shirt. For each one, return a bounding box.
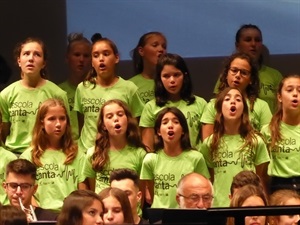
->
[201,134,270,207]
[20,148,85,211]
[82,145,146,193]
[0,80,69,154]
[261,122,300,178]
[58,81,79,140]
[140,150,209,208]
[200,98,271,131]
[258,65,282,114]
[0,147,17,205]
[129,74,155,104]
[139,97,207,148]
[74,77,144,153]
[213,65,282,114]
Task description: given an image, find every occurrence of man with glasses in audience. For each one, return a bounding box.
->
[176,172,214,209]
[3,159,58,221]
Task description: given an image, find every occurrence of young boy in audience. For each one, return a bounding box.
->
[110,168,148,225]
[3,159,58,221]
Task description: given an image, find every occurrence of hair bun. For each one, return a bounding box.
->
[91,33,103,43]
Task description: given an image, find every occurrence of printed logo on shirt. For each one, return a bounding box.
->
[95,168,117,187]
[154,173,183,190]
[186,111,201,129]
[10,101,41,117]
[272,138,299,156]
[139,90,154,103]
[36,164,78,183]
[213,147,255,169]
[260,83,276,95]
[82,97,105,113]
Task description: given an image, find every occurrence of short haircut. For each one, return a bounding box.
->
[109,168,140,188]
[6,159,37,180]
[230,170,263,195]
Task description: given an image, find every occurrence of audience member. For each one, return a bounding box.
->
[3,159,58,221]
[110,168,148,224]
[269,189,300,225]
[57,189,104,225]
[0,205,27,225]
[230,170,264,199]
[228,184,268,225]
[176,172,213,209]
[99,187,134,225]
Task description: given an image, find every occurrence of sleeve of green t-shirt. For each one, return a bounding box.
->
[193,151,210,179]
[254,135,270,166]
[200,99,216,125]
[200,137,214,168]
[140,153,156,180]
[82,147,97,179]
[139,101,156,128]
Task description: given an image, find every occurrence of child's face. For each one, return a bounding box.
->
[160,65,184,101]
[236,28,263,61]
[138,34,167,67]
[102,103,128,137]
[276,198,300,225]
[242,195,266,225]
[42,105,67,144]
[158,112,183,145]
[82,199,104,225]
[17,41,46,77]
[102,196,124,225]
[92,41,119,79]
[66,41,91,79]
[221,89,244,121]
[226,58,251,93]
[278,77,300,113]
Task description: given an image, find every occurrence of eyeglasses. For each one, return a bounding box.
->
[178,193,213,203]
[229,67,251,77]
[5,182,34,192]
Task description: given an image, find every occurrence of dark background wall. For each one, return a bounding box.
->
[1,0,299,101]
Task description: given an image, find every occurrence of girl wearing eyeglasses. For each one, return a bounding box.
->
[201,87,269,207]
[201,52,272,140]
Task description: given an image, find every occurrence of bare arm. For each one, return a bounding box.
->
[202,124,214,141]
[141,127,155,152]
[77,112,84,134]
[255,162,269,194]
[78,178,90,190]
[144,180,154,205]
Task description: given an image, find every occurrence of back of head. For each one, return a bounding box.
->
[230,184,268,208]
[230,170,263,196]
[0,205,27,225]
